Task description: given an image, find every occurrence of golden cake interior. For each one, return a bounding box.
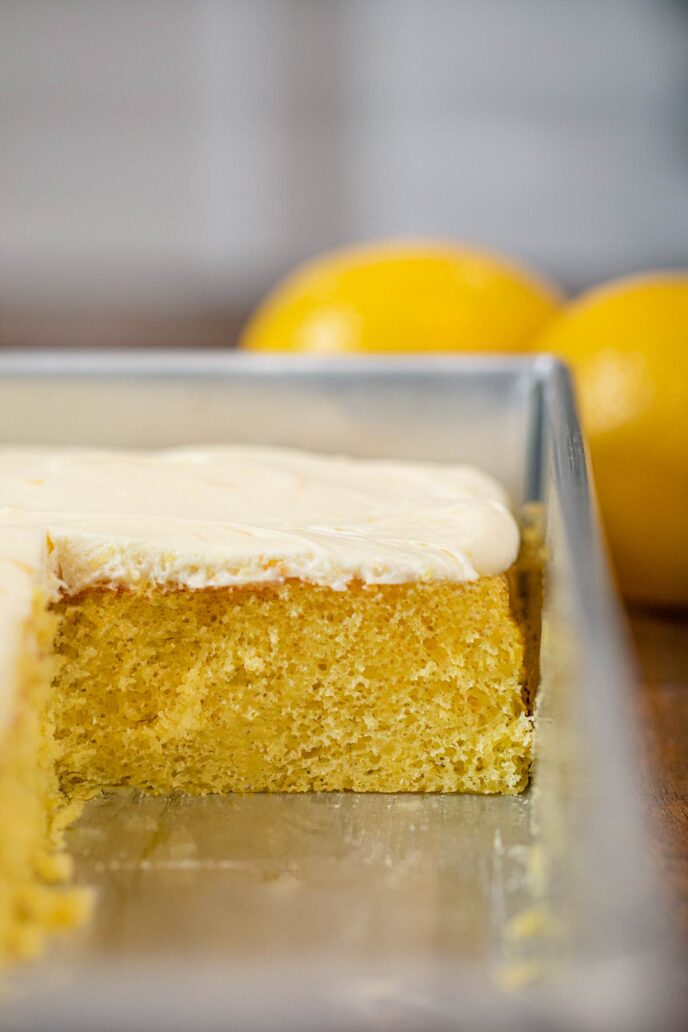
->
[0,543,540,966]
[52,576,531,797]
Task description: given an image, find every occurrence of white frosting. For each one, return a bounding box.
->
[0,445,519,731]
[0,445,519,595]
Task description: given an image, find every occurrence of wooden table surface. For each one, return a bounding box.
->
[630,610,688,945]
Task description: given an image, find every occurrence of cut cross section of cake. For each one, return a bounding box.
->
[0,445,539,962]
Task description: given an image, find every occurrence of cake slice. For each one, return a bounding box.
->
[0,445,533,801]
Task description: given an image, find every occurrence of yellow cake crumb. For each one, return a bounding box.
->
[51,576,532,796]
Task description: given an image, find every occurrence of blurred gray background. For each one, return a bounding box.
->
[1,0,687,346]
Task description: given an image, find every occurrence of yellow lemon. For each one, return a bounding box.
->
[535,274,688,607]
[240,240,561,354]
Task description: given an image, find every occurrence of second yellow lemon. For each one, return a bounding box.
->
[536,274,688,608]
[240,241,561,354]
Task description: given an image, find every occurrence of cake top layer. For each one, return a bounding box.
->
[0,445,519,594]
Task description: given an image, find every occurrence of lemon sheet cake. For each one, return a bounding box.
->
[0,445,535,962]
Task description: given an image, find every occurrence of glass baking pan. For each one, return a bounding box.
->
[0,351,682,1032]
